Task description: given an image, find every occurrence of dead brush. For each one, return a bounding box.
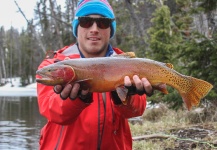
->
[142,103,168,122]
[132,101,217,150]
[186,100,217,124]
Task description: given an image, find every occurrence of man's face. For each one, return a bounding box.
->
[77,15,111,58]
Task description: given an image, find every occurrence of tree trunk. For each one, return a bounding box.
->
[49,0,63,48]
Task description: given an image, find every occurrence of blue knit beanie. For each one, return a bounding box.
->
[72,0,116,38]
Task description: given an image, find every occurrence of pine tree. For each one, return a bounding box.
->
[147,0,216,109]
[148,2,182,64]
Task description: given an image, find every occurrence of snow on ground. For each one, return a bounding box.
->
[1,77,22,87]
[0,87,37,97]
[25,83,37,89]
[0,77,37,97]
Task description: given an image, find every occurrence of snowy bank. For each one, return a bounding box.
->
[0,77,37,97]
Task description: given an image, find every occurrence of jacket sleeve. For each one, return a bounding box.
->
[113,94,147,118]
[36,59,90,125]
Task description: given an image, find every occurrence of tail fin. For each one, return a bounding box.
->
[179,77,213,110]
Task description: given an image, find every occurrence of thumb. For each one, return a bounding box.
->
[64,57,70,60]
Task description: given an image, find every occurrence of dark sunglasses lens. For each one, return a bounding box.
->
[96,19,111,29]
[79,17,94,28]
[78,17,113,29]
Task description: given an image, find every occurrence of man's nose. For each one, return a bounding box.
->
[89,22,99,31]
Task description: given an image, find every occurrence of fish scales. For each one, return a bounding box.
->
[36,57,213,110]
[65,58,170,91]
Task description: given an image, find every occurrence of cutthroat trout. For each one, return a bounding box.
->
[36,56,213,110]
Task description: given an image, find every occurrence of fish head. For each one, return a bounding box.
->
[36,64,76,86]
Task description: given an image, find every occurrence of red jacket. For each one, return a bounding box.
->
[37,44,147,150]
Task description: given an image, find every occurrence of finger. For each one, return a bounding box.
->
[69,83,80,100]
[124,76,132,87]
[141,78,153,96]
[133,75,143,91]
[60,84,73,100]
[64,57,70,60]
[54,85,63,94]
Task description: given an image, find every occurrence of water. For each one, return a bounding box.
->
[0,96,46,150]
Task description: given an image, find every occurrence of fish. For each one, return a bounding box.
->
[36,55,213,110]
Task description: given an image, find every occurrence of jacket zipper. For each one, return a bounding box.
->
[97,93,106,150]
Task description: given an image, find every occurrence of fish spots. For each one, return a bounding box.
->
[161,68,174,82]
[163,70,191,92]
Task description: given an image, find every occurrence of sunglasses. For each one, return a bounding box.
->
[76,16,115,29]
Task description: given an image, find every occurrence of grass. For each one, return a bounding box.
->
[130,103,217,150]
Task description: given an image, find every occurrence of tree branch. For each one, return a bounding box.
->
[13,0,30,25]
[13,0,47,54]
[133,134,217,149]
[133,134,173,141]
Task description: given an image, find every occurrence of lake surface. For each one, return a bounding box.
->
[0,96,46,150]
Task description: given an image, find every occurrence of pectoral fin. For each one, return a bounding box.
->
[75,78,93,90]
[116,86,128,105]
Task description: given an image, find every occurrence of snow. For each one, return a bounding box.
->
[25,83,37,89]
[0,77,37,97]
[0,87,37,97]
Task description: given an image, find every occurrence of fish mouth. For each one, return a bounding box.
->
[36,71,54,82]
[36,75,63,86]
[36,78,53,83]
[36,70,65,86]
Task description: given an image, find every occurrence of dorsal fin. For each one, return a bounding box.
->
[165,63,174,69]
[113,52,136,58]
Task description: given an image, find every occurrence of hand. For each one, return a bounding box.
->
[111,75,153,105]
[124,75,153,96]
[54,83,92,103]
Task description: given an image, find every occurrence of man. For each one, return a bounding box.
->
[36,0,153,149]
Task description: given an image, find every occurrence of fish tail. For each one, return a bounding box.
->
[180,76,213,110]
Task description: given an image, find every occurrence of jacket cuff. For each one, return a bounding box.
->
[79,93,93,104]
[111,91,122,105]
